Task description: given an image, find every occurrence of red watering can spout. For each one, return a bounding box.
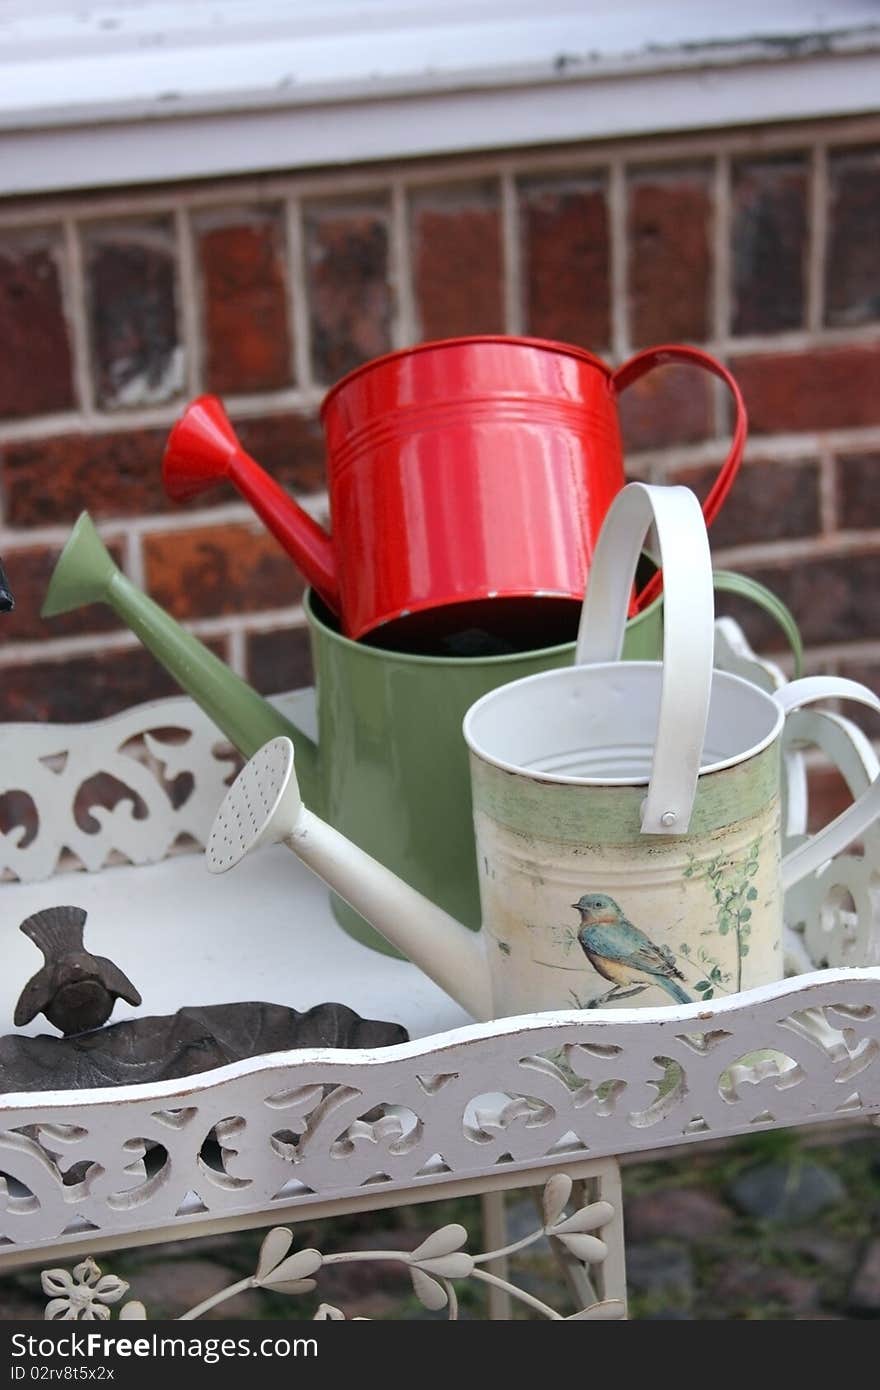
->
[163,396,340,614]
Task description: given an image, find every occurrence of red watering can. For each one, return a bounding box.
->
[163,336,746,642]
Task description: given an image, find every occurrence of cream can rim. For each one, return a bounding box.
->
[463,662,785,788]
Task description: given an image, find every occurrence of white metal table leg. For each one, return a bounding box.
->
[480,1190,511,1319]
[592,1159,627,1313]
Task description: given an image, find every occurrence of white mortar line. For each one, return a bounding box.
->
[0,410,85,443]
[712,153,732,346]
[123,491,330,537]
[726,323,880,354]
[628,423,880,470]
[184,383,324,416]
[0,518,127,553]
[285,194,314,392]
[807,143,829,333]
[0,491,330,551]
[500,165,524,337]
[755,425,880,459]
[0,629,143,665]
[711,153,732,442]
[3,113,880,229]
[608,156,629,362]
[0,508,245,550]
[389,178,417,348]
[0,602,311,669]
[728,644,880,684]
[0,386,329,445]
[713,527,880,568]
[236,602,307,633]
[175,204,203,398]
[122,528,144,588]
[793,637,880,666]
[226,626,246,677]
[61,216,94,418]
[754,324,880,353]
[176,605,308,640]
[818,439,838,534]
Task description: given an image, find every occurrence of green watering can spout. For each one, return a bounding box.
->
[41,512,320,801]
[42,512,118,616]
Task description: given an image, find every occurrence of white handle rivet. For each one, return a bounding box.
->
[661,811,677,827]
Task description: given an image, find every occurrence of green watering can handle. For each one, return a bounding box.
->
[711,569,804,678]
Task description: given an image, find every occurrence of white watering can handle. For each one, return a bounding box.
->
[777,676,880,891]
[575,482,715,836]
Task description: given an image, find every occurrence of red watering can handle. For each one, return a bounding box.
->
[611,344,748,613]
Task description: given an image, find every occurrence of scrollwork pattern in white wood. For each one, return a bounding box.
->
[0,968,878,1256]
[0,697,239,882]
[782,707,880,970]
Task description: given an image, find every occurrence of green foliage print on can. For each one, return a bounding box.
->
[683,836,765,994]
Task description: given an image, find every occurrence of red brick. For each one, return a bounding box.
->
[806,763,856,834]
[0,640,226,725]
[731,155,808,335]
[3,427,168,525]
[618,362,714,454]
[2,411,324,527]
[411,182,503,340]
[0,227,74,418]
[519,174,610,351]
[734,347,880,434]
[84,217,182,409]
[304,200,391,384]
[247,624,314,694]
[837,453,880,530]
[826,146,880,328]
[669,458,820,548]
[196,206,293,394]
[0,538,125,642]
[715,549,880,652]
[628,165,712,347]
[144,521,305,621]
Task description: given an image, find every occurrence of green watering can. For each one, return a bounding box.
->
[42,512,801,955]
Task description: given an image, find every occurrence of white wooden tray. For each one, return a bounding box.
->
[0,630,876,1264]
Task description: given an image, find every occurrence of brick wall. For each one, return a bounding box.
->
[0,116,878,730]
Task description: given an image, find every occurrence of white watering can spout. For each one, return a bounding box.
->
[207,737,494,1021]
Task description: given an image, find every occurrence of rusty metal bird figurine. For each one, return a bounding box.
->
[14,906,142,1035]
[0,556,13,612]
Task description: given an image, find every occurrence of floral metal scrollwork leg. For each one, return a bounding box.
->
[41,1168,627,1322]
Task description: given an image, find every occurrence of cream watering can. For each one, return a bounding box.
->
[207,484,880,1021]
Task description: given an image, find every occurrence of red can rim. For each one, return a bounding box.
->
[319,334,613,421]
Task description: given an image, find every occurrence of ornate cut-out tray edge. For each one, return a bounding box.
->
[0,624,875,1257]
